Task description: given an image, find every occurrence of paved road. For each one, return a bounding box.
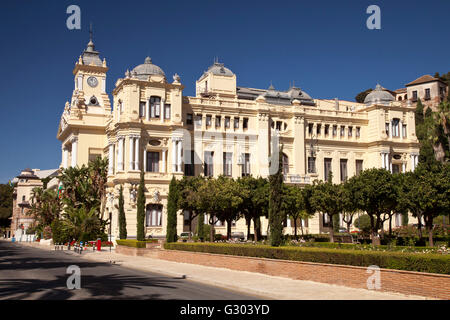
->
[0,241,259,300]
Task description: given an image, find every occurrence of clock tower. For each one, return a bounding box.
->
[57,32,111,169]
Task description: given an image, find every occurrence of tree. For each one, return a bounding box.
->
[210,176,246,240]
[177,176,205,240]
[237,176,268,241]
[166,177,178,243]
[136,170,146,241]
[197,213,205,241]
[350,168,397,245]
[0,184,14,228]
[281,185,308,239]
[355,88,373,103]
[268,148,284,246]
[118,185,127,239]
[406,162,450,246]
[308,175,347,243]
[29,187,62,235]
[341,180,358,232]
[354,214,371,235]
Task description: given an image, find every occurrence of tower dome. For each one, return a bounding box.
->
[131,57,165,80]
[364,84,394,106]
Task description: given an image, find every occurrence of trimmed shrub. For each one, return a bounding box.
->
[116,239,158,248]
[163,242,450,275]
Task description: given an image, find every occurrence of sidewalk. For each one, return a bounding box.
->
[14,241,430,300]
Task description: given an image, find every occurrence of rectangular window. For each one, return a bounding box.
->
[215,116,221,128]
[402,124,407,138]
[392,119,400,137]
[324,158,332,182]
[195,114,202,126]
[356,127,361,138]
[308,157,316,173]
[139,102,146,118]
[243,118,249,130]
[276,121,282,131]
[186,113,193,125]
[316,124,321,136]
[412,90,418,102]
[223,152,232,176]
[332,125,337,136]
[425,88,431,100]
[392,164,400,174]
[234,117,239,129]
[150,97,161,118]
[147,152,160,172]
[322,213,332,228]
[184,150,195,176]
[206,115,212,127]
[308,123,313,135]
[146,205,162,227]
[348,126,353,137]
[204,151,214,177]
[242,153,250,177]
[340,126,345,137]
[164,104,171,119]
[225,117,230,128]
[385,123,390,136]
[324,124,329,136]
[340,159,348,182]
[356,160,363,176]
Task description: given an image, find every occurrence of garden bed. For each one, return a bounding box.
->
[116,239,159,248]
[164,242,450,275]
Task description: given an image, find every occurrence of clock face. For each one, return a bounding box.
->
[87,76,98,88]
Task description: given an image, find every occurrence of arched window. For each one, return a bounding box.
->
[150,96,161,118]
[282,153,289,175]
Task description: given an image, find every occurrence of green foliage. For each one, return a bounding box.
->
[136,170,146,241]
[268,148,284,246]
[281,185,309,238]
[355,88,373,103]
[51,218,70,244]
[197,213,205,240]
[0,184,14,227]
[354,214,372,234]
[60,205,105,241]
[166,177,179,243]
[164,242,450,275]
[118,185,127,239]
[116,239,157,248]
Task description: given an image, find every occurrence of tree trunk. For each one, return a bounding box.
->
[329,214,335,243]
[226,218,232,240]
[210,221,214,242]
[253,218,258,242]
[246,217,251,241]
[293,218,298,240]
[389,216,392,236]
[417,214,423,238]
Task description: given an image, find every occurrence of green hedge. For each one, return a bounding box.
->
[164,242,450,275]
[116,239,158,248]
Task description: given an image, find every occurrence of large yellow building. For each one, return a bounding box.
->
[57,37,421,239]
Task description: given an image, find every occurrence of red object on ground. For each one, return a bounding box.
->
[96,239,101,251]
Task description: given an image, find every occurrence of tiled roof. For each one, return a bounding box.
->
[405,75,443,86]
[394,88,407,93]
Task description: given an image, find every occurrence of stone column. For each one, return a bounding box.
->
[172,138,177,173]
[118,137,124,171]
[381,153,385,169]
[134,137,140,171]
[146,99,150,121]
[129,136,134,171]
[63,147,69,169]
[389,154,392,173]
[71,136,78,167]
[389,120,393,139]
[143,148,147,172]
[162,150,166,173]
[177,139,183,172]
[402,162,406,173]
[161,98,165,123]
[108,143,114,175]
[399,120,403,139]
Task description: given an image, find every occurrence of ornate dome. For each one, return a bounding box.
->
[131,57,165,80]
[364,84,394,106]
[199,61,234,81]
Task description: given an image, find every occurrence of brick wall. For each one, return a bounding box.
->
[116,245,450,299]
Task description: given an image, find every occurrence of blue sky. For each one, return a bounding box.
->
[0,0,448,183]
